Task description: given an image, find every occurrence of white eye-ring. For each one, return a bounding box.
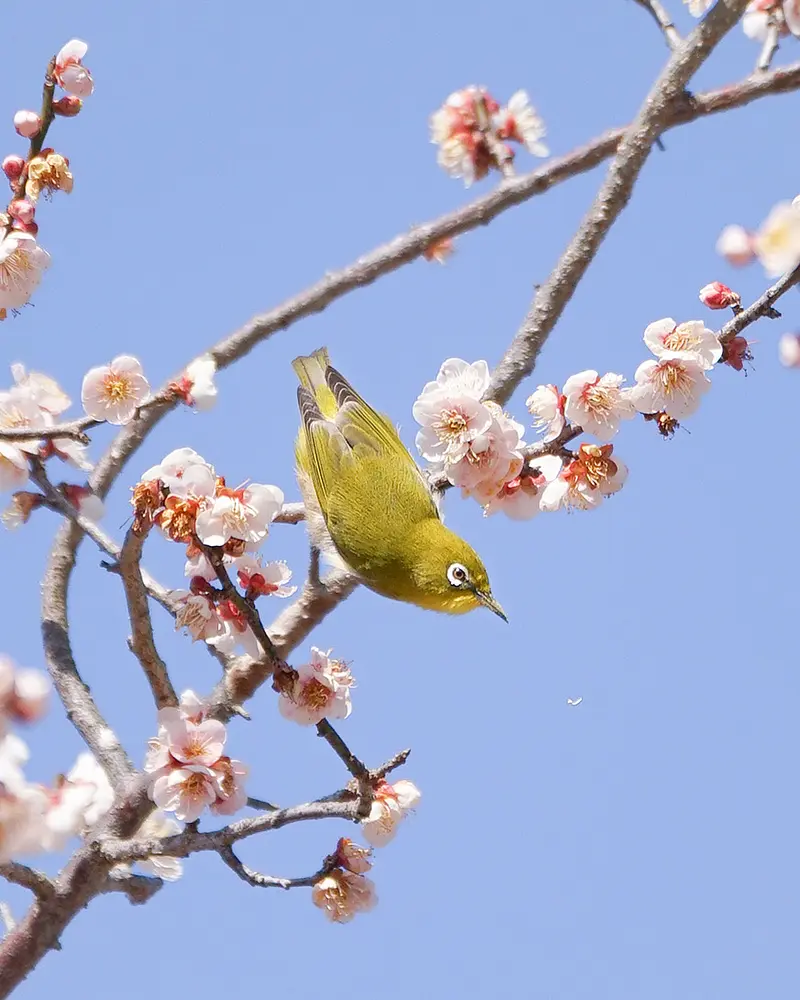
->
[447,562,469,587]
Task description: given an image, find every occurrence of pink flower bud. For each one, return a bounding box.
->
[13,110,42,139]
[698,281,741,310]
[52,96,82,118]
[8,199,35,225]
[2,154,25,181]
[11,218,38,236]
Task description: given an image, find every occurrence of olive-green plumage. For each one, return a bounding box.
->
[292,348,506,620]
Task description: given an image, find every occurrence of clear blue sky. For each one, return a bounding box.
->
[2,2,800,998]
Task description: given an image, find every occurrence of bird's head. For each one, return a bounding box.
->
[408,523,508,621]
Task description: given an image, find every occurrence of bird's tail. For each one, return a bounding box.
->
[292,347,337,419]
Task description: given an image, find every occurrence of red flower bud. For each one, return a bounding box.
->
[698,281,741,310]
[2,154,25,181]
[52,96,82,118]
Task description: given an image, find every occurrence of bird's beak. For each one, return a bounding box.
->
[476,590,508,622]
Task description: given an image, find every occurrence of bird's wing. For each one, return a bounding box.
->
[325,364,438,514]
[296,386,350,519]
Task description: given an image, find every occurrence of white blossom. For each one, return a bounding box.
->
[628,353,711,419]
[561,370,636,441]
[81,355,150,425]
[643,318,722,371]
[526,384,565,443]
[279,647,354,726]
[0,231,50,311]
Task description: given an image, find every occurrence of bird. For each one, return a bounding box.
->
[292,347,507,620]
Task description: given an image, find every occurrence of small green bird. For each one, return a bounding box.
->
[293,348,507,620]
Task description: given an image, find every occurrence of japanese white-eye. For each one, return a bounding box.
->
[293,348,507,621]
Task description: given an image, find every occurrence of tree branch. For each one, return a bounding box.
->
[486,0,752,406]
[98,870,163,906]
[218,845,331,890]
[117,525,178,709]
[0,864,54,900]
[630,0,682,49]
[718,262,800,342]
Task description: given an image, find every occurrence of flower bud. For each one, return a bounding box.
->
[2,154,25,181]
[52,96,82,117]
[721,335,752,372]
[13,110,42,139]
[698,281,740,310]
[8,199,35,225]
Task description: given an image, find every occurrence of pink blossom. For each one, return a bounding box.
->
[716,224,755,267]
[361,780,421,847]
[493,90,548,157]
[10,364,71,415]
[562,370,635,441]
[628,353,711,419]
[540,444,627,512]
[0,442,29,493]
[172,354,218,411]
[698,282,741,310]
[279,647,354,726]
[0,389,48,455]
[209,756,248,815]
[2,155,25,181]
[334,837,374,874]
[0,230,50,311]
[482,454,562,520]
[643,318,722,370]
[0,657,49,726]
[13,111,41,139]
[312,869,378,923]
[55,39,94,98]
[8,200,35,226]
[173,591,224,642]
[234,555,297,599]
[445,403,525,503]
[81,355,150,425]
[151,766,218,822]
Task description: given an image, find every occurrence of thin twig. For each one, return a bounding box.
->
[316,719,369,781]
[718,262,800,342]
[246,796,279,811]
[630,0,682,49]
[0,417,99,444]
[0,864,54,899]
[218,846,332,890]
[757,21,781,72]
[274,502,306,524]
[117,525,178,709]
[371,748,412,780]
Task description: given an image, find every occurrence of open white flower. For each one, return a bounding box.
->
[361,780,421,847]
[136,811,183,882]
[494,90,549,156]
[81,355,150,425]
[753,201,800,277]
[151,766,218,823]
[312,869,377,923]
[279,647,354,726]
[173,591,224,642]
[195,483,283,546]
[0,231,50,311]
[182,354,218,411]
[0,389,47,454]
[413,381,493,464]
[11,364,70,414]
[539,445,625,512]
[526,384,565,443]
[234,555,297,598]
[482,454,562,520]
[446,404,525,503]
[628,353,711,419]
[643,318,722,371]
[562,370,635,441]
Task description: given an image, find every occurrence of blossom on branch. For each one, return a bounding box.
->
[333,837,373,874]
[25,150,74,202]
[171,354,218,411]
[55,39,94,98]
[82,355,150,425]
[312,868,377,923]
[539,444,627,512]
[13,111,41,140]
[136,811,184,882]
[698,282,741,310]
[526,384,565,443]
[482,454,562,520]
[413,358,493,463]
[361,779,421,847]
[752,201,800,276]
[629,353,711,419]
[561,370,635,441]
[643,318,722,370]
[278,647,354,726]
[0,230,50,314]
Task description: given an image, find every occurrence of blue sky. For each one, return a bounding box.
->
[3,2,800,998]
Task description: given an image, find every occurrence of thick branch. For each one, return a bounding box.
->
[718,263,800,342]
[118,525,178,709]
[98,870,163,905]
[486,0,752,405]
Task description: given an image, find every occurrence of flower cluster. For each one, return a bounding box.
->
[0,366,104,524]
[278,647,354,726]
[416,305,746,519]
[430,87,548,186]
[144,690,247,822]
[1,40,94,318]
[312,838,378,923]
[132,448,291,657]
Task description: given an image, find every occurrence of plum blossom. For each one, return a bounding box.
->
[0,443,29,493]
[540,444,627,512]
[699,281,741,310]
[0,734,48,861]
[172,354,218,411]
[136,811,183,881]
[333,837,373,874]
[482,454,562,520]
[0,656,49,727]
[26,150,74,202]
[312,869,378,923]
[141,448,212,493]
[0,230,50,312]
[234,555,297,599]
[445,403,525,503]
[278,647,354,726]
[361,780,421,847]
[194,483,283,546]
[81,355,150,425]
[44,754,115,846]
[643,318,722,370]
[430,87,500,186]
[145,699,246,822]
[493,90,549,157]
[561,370,635,441]
[173,591,224,642]
[716,224,755,267]
[742,0,799,38]
[10,364,70,415]
[753,201,800,276]
[13,111,41,139]
[721,336,753,372]
[779,333,800,367]
[207,604,263,659]
[61,484,105,523]
[526,384,565,443]
[628,353,711,419]
[55,39,94,98]
[413,358,493,463]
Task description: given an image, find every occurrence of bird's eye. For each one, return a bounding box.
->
[447,562,469,587]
